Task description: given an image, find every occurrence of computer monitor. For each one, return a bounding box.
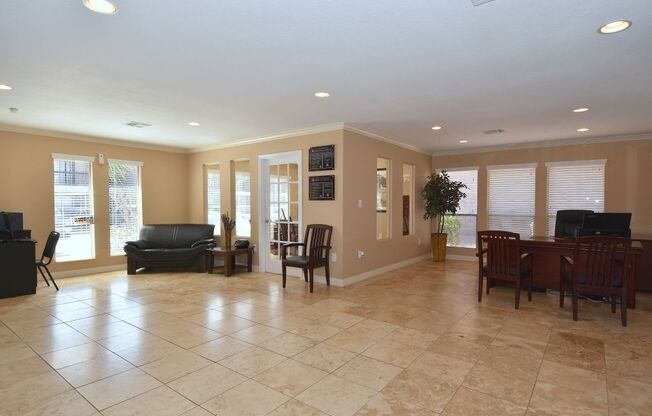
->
[554,210,594,238]
[577,212,632,238]
[0,212,23,232]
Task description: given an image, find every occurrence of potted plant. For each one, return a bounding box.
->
[421,170,467,262]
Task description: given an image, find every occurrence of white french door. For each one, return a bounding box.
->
[259,151,302,274]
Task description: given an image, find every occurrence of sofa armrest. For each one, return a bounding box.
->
[191,239,215,248]
[125,240,150,250]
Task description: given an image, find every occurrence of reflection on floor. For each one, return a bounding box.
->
[1,260,651,415]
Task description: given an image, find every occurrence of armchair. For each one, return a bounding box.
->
[281,224,333,292]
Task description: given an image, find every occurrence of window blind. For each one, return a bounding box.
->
[443,169,478,248]
[235,171,251,237]
[53,158,95,262]
[206,168,221,234]
[547,160,605,235]
[108,161,142,256]
[487,164,536,238]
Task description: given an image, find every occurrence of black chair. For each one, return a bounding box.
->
[281,224,332,293]
[554,210,594,238]
[36,231,60,291]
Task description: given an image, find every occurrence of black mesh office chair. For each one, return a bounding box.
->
[554,210,594,238]
[37,231,60,291]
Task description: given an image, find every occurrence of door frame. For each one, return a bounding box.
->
[257,150,303,274]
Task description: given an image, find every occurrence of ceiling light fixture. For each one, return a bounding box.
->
[598,20,631,34]
[573,107,589,113]
[83,0,118,15]
[431,126,442,131]
[0,84,13,91]
[314,92,330,98]
[577,128,590,132]
[188,122,200,126]
[459,140,468,143]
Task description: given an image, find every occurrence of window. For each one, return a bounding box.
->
[487,163,536,238]
[53,155,95,262]
[547,160,605,235]
[376,158,390,240]
[402,164,414,236]
[109,160,143,256]
[206,166,221,234]
[443,168,478,248]
[234,161,251,237]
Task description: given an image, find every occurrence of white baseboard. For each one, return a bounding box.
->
[445,254,476,262]
[52,264,125,279]
[338,254,431,287]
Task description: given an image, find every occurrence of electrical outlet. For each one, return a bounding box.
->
[357,250,365,259]
[417,238,421,245]
[331,252,337,262]
[358,200,363,208]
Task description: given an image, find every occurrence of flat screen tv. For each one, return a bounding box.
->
[577,212,632,238]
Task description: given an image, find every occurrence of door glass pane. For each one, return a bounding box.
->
[279,164,288,180]
[376,158,391,240]
[289,163,299,181]
[279,183,289,203]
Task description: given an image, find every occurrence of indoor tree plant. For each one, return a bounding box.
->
[422,170,467,262]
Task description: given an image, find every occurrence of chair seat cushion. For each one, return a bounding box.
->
[284,256,327,267]
[483,264,532,277]
[124,246,204,262]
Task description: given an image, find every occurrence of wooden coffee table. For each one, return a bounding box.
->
[207,246,255,276]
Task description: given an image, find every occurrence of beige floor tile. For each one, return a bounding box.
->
[383,327,438,349]
[478,345,542,383]
[102,385,196,416]
[408,351,474,384]
[0,371,73,415]
[325,327,382,353]
[57,350,134,387]
[219,346,286,377]
[231,324,285,344]
[264,314,315,331]
[528,381,608,415]
[382,369,459,413]
[537,360,606,396]
[190,336,252,361]
[335,355,402,391]
[294,343,357,372]
[202,379,290,415]
[113,337,185,366]
[317,311,365,328]
[356,392,438,416]
[77,367,161,410]
[499,320,551,344]
[180,407,213,416]
[290,320,343,341]
[254,359,328,397]
[71,319,141,341]
[0,356,53,389]
[362,339,423,368]
[41,342,110,369]
[14,390,97,416]
[0,343,37,366]
[297,374,376,416]
[259,332,318,357]
[607,375,652,416]
[267,399,328,416]
[463,363,535,407]
[167,363,246,404]
[442,387,526,416]
[544,331,605,372]
[427,332,489,362]
[141,350,212,382]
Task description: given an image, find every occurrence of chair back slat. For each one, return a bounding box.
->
[41,231,61,265]
[477,230,521,278]
[304,224,332,261]
[573,236,630,288]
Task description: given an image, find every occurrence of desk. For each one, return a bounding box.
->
[632,234,652,292]
[0,239,37,298]
[520,237,642,309]
[207,246,255,277]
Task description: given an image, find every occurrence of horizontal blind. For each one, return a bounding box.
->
[206,169,221,234]
[109,162,142,256]
[547,161,605,235]
[444,169,478,248]
[53,158,95,262]
[235,171,251,237]
[487,164,536,238]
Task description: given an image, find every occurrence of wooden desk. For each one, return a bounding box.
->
[520,237,642,309]
[632,234,652,292]
[0,239,37,298]
[207,246,255,277]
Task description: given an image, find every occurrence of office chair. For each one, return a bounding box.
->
[37,231,60,291]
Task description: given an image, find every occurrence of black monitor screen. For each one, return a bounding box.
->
[554,210,594,238]
[0,212,23,232]
[579,213,631,237]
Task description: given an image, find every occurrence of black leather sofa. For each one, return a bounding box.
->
[124,224,215,274]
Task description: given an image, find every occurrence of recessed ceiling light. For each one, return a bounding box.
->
[83,0,118,15]
[0,84,13,91]
[577,128,590,132]
[431,126,443,131]
[314,92,330,98]
[459,140,468,143]
[573,107,589,113]
[598,20,631,34]
[188,122,200,126]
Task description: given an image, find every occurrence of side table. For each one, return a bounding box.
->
[207,246,255,276]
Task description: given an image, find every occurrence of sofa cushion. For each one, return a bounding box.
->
[139,224,214,249]
[126,246,205,262]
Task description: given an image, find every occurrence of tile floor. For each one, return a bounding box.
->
[1,260,651,415]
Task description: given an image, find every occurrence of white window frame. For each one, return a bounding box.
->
[206,165,221,235]
[487,163,537,238]
[108,159,143,256]
[235,168,251,237]
[440,167,479,248]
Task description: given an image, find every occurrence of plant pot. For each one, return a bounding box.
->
[431,233,448,262]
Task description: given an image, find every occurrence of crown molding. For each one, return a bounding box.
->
[342,124,432,156]
[189,123,346,153]
[0,123,189,154]
[432,132,652,157]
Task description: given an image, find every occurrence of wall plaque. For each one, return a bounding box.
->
[309,175,335,200]
[309,145,335,171]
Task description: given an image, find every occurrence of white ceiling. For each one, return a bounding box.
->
[1,0,651,153]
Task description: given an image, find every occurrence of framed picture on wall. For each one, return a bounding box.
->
[376,168,387,212]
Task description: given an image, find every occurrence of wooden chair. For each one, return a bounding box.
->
[281,224,332,293]
[560,236,631,326]
[477,231,533,309]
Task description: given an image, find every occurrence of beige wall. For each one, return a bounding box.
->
[342,131,432,278]
[0,130,190,273]
[433,139,652,256]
